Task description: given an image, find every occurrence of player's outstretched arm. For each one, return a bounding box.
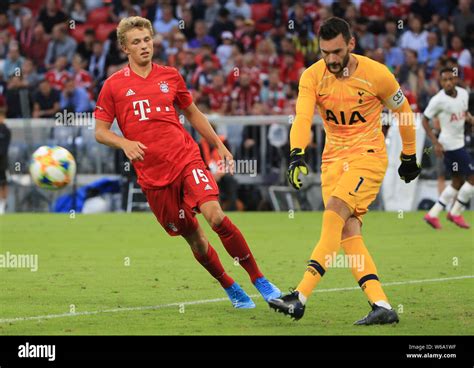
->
[392,99,417,156]
[287,69,315,190]
[95,119,147,161]
[183,102,235,174]
[391,99,421,183]
[290,70,316,151]
[378,65,420,184]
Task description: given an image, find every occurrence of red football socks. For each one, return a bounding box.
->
[212,216,264,283]
[192,244,234,289]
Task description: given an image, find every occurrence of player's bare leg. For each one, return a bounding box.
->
[340,217,399,325]
[447,174,473,229]
[0,183,7,215]
[451,175,465,191]
[183,223,210,256]
[199,200,281,301]
[182,223,255,308]
[424,174,464,229]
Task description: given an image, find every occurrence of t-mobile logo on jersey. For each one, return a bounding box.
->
[133,99,173,121]
[133,100,151,121]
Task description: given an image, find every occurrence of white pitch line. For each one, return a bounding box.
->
[0,275,472,324]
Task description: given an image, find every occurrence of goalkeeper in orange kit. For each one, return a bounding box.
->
[268,17,421,324]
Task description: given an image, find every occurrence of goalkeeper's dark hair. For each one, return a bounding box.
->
[318,17,353,43]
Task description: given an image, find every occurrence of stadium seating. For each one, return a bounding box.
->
[87,7,111,26]
[251,3,273,33]
[95,23,118,42]
[24,0,45,17]
[69,24,90,43]
[2,0,473,215]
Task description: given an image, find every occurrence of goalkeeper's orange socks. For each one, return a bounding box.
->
[295,211,392,309]
[192,243,234,289]
[341,235,390,307]
[296,210,345,300]
[212,216,264,283]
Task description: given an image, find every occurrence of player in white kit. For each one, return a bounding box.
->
[422,67,473,229]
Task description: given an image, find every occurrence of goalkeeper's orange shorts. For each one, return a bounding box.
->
[321,152,388,223]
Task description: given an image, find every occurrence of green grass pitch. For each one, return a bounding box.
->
[0,211,472,335]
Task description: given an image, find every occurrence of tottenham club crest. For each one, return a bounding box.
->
[159,81,169,93]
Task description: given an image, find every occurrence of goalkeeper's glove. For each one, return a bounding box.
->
[398,153,421,183]
[287,148,309,190]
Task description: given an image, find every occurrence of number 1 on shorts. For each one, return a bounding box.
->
[354,176,364,193]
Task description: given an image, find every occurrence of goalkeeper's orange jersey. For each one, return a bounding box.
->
[291,54,415,163]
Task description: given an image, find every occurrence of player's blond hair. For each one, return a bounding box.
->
[117,16,154,48]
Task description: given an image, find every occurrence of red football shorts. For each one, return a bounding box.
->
[142,159,219,236]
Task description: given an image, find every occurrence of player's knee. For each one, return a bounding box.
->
[183,231,208,254]
[192,237,208,256]
[194,234,208,249]
[341,217,361,240]
[451,175,465,189]
[207,211,225,228]
[202,207,225,228]
[325,197,352,220]
[341,228,359,240]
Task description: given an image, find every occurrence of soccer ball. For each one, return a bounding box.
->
[29,145,76,190]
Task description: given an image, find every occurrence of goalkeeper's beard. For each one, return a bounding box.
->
[326,52,350,76]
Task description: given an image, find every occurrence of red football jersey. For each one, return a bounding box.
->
[94,63,201,188]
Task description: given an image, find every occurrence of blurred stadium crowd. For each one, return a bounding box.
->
[0,0,473,118]
[0,0,473,211]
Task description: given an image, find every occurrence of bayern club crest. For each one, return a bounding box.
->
[159,81,169,93]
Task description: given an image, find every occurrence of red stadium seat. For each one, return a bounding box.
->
[88,7,111,26]
[69,24,91,43]
[24,0,46,17]
[95,23,117,42]
[251,3,273,33]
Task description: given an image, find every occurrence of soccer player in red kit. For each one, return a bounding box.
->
[94,16,281,308]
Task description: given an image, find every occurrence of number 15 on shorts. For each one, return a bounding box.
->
[192,168,209,184]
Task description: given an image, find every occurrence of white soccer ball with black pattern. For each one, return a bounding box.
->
[29,145,76,190]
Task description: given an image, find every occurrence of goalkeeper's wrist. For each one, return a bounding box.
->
[400,152,416,160]
[290,147,305,156]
